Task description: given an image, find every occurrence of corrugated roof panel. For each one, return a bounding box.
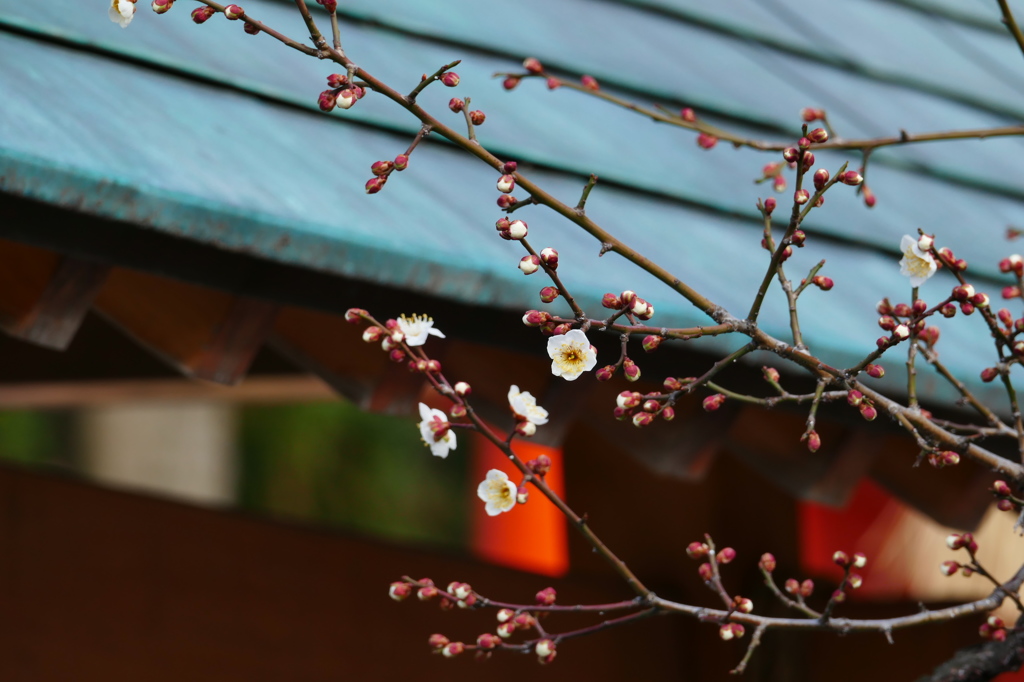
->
[5,1,1024,278]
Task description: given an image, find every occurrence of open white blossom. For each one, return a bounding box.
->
[397,314,445,346]
[546,329,597,381]
[417,402,456,458]
[476,469,517,516]
[508,385,549,425]
[899,234,937,287]
[108,0,135,28]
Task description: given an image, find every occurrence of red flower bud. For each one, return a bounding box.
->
[763,197,777,215]
[365,176,387,194]
[469,110,486,125]
[581,75,600,90]
[448,98,464,113]
[717,547,737,564]
[865,364,885,378]
[759,553,777,573]
[224,4,244,19]
[191,6,216,23]
[807,127,829,143]
[697,133,718,149]
[523,57,543,74]
[703,394,726,411]
[642,335,662,352]
[440,72,460,87]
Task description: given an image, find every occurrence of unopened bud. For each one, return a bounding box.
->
[336,88,358,110]
[595,365,615,381]
[389,581,412,601]
[840,170,863,186]
[865,364,884,378]
[224,4,244,19]
[759,553,777,573]
[580,75,600,90]
[852,552,867,568]
[832,551,850,568]
[805,430,821,453]
[519,255,540,274]
[717,547,737,564]
[442,642,465,658]
[807,127,828,143]
[469,110,486,125]
[152,0,174,13]
[813,168,830,190]
[535,587,557,605]
[686,542,709,559]
[496,174,515,193]
[448,98,464,113]
[764,197,777,215]
[507,219,528,240]
[440,72,460,87]
[696,133,718,149]
[940,560,960,577]
[643,335,662,352]
[523,57,543,73]
[539,286,559,303]
[703,394,726,411]
[191,5,216,22]
[794,189,810,205]
[540,247,558,268]
[516,486,528,504]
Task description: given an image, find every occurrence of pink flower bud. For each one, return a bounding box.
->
[515,420,537,437]
[333,88,356,110]
[243,20,260,34]
[516,486,528,504]
[581,75,600,90]
[518,255,540,275]
[759,553,777,573]
[800,579,814,598]
[539,286,559,303]
[497,174,515,193]
[361,327,383,343]
[807,127,828,143]
[794,189,810,205]
[623,359,641,382]
[790,229,806,247]
[152,0,174,14]
[972,293,990,308]
[893,324,910,340]
[859,402,877,421]
[783,147,799,163]
[832,551,850,568]
[523,57,544,74]
[805,430,821,453]
[448,98,464,113]
[595,365,615,381]
[496,193,518,210]
[696,133,718,149]
[546,77,560,89]
[442,641,465,658]
[698,562,714,580]
[717,547,737,564]
[642,335,662,352]
[981,367,1000,382]
[864,364,884,379]
[940,560,960,577]
[998,308,1014,327]
[661,406,675,421]
[191,6,216,23]
[997,498,1016,511]
[719,624,736,641]
[508,220,528,240]
[602,293,622,309]
[536,249,558,271]
[763,366,780,383]
[370,160,393,176]
[469,110,486,125]
[528,454,552,476]
[389,581,412,601]
[686,542,709,559]
[940,302,957,318]
[440,72,460,87]
[521,310,550,327]
[317,0,337,10]
[784,578,800,595]
[326,73,348,88]
[840,170,863,186]
[798,137,811,149]
[801,107,825,122]
[735,597,754,613]
[536,587,557,605]
[994,480,1012,496]
[429,633,450,651]
[365,176,386,194]
[344,308,366,324]
[847,390,863,406]
[619,290,637,307]
[801,151,815,169]
[703,394,726,411]
[501,76,521,90]
[960,301,975,315]
[680,107,697,122]
[224,4,244,19]
[813,168,830,190]
[632,412,655,428]
[476,633,501,650]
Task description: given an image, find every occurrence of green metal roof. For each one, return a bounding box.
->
[1,0,1023,407]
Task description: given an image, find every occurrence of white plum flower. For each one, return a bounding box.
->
[476,469,517,516]
[397,314,445,346]
[508,385,549,426]
[899,235,937,287]
[417,402,456,458]
[108,0,135,27]
[546,329,597,381]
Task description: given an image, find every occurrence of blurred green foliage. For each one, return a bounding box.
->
[237,401,467,549]
[0,410,66,465]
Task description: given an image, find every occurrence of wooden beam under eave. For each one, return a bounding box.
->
[270,306,425,414]
[0,239,110,350]
[94,268,278,385]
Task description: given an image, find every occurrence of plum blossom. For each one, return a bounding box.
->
[109,0,136,27]
[477,469,517,516]
[417,402,456,458]
[397,314,445,346]
[508,385,548,426]
[899,235,937,287]
[546,329,597,381]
